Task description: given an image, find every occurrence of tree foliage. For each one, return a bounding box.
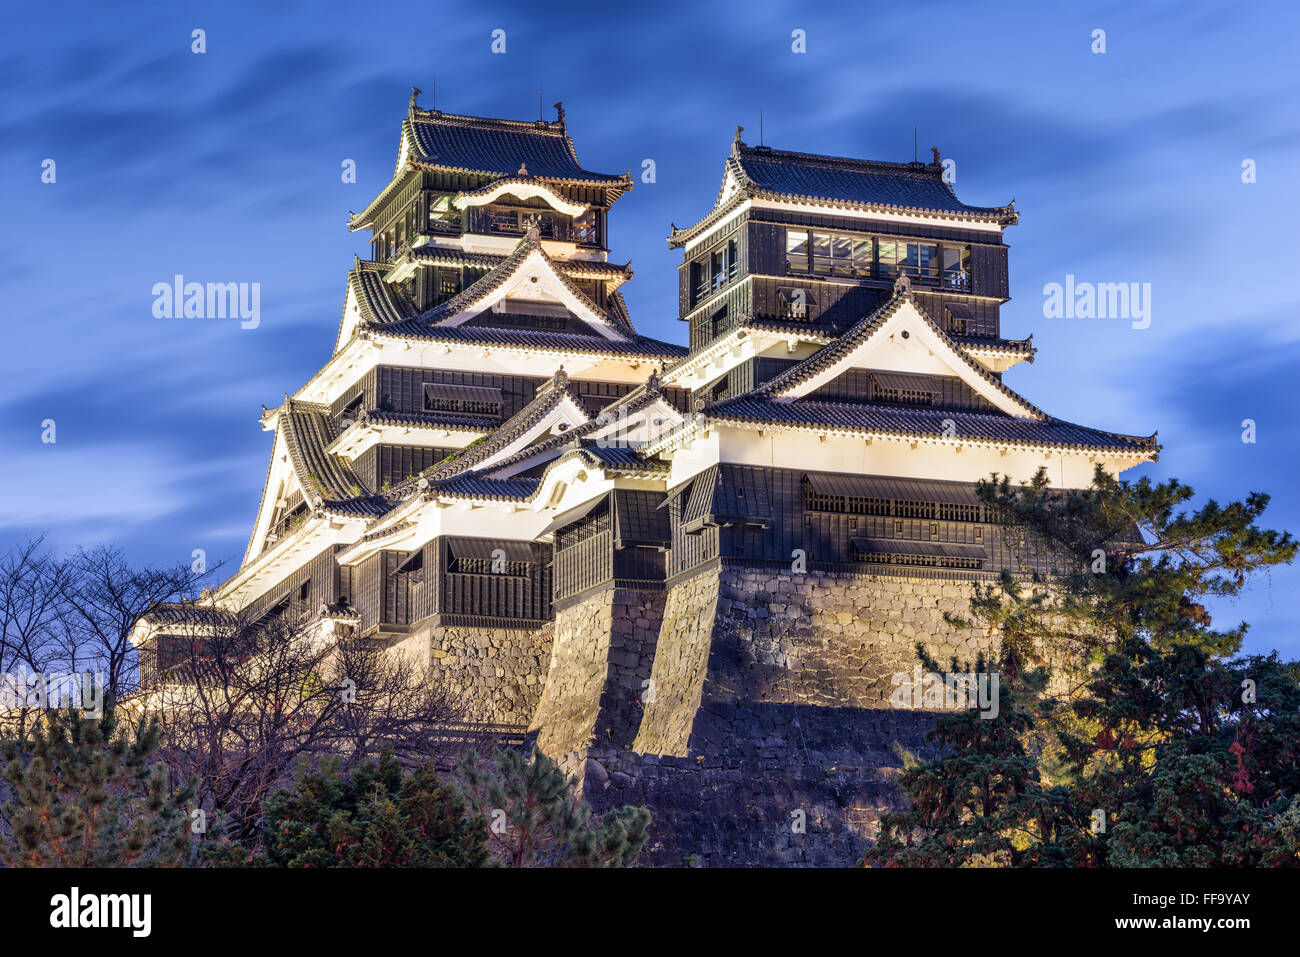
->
[0,701,197,866]
[214,752,488,867]
[457,748,650,867]
[868,467,1299,868]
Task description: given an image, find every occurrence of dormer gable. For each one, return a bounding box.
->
[758,278,1042,419]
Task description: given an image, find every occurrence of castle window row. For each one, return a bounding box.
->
[785,228,971,290]
[803,487,990,524]
[691,239,740,302]
[423,382,504,417]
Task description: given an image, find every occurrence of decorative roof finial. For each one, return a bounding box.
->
[734,125,745,147]
[647,365,662,392]
[930,146,941,166]
[554,365,568,386]
[893,274,912,297]
[518,162,529,177]
[554,101,565,128]
[409,86,421,116]
[524,223,540,241]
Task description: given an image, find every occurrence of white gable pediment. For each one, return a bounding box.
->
[533,456,612,519]
[772,298,1039,419]
[438,248,624,341]
[454,181,588,218]
[335,283,364,354]
[472,392,592,474]
[244,430,310,567]
[590,396,684,447]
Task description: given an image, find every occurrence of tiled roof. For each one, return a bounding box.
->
[706,396,1159,453]
[567,444,669,472]
[949,334,1036,359]
[350,262,416,325]
[349,102,631,231]
[388,369,590,493]
[414,230,633,335]
[402,245,632,282]
[360,408,494,434]
[407,109,627,183]
[753,280,1045,419]
[140,603,238,629]
[669,138,1016,247]
[278,398,390,515]
[734,144,1012,219]
[432,475,541,502]
[346,244,681,360]
[366,319,686,359]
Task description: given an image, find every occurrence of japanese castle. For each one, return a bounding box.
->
[135,92,1157,865]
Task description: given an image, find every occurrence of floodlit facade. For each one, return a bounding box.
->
[135,94,1157,864]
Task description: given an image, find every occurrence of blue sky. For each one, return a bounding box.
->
[3,0,1298,654]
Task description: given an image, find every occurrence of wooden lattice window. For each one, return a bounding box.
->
[872,383,935,407]
[423,383,502,417]
[450,556,530,577]
[852,551,982,570]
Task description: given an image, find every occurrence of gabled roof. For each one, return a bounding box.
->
[428,442,667,507]
[338,239,683,361]
[669,135,1017,247]
[240,398,389,569]
[349,98,631,231]
[365,320,686,360]
[389,369,593,492]
[753,277,1044,419]
[335,258,416,351]
[278,398,387,513]
[396,245,632,285]
[406,105,627,184]
[701,396,1159,455]
[735,143,1013,218]
[351,260,414,324]
[414,229,631,338]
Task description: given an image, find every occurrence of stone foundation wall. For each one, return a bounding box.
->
[530,588,665,766]
[583,560,999,866]
[583,708,944,867]
[415,622,551,727]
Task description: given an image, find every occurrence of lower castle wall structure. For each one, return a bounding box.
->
[543,561,996,866]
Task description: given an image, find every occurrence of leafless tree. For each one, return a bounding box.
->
[56,544,213,698]
[143,612,465,842]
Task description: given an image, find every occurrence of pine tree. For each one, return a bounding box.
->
[457,748,650,867]
[224,752,489,867]
[0,701,197,867]
[1060,644,1300,866]
[867,467,1298,868]
[866,652,1070,867]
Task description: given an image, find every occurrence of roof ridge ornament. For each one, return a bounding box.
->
[893,274,913,297]
[733,125,745,148]
[930,146,941,167]
[409,86,421,118]
[553,101,565,130]
[518,162,528,176]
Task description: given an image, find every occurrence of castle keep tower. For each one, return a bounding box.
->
[135,99,1158,865]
